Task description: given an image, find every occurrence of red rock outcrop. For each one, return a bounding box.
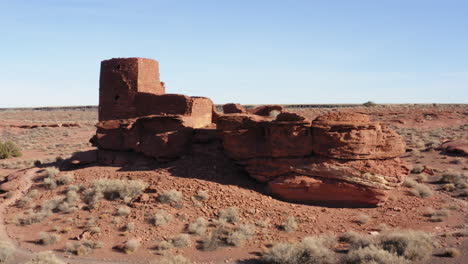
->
[223,103,247,114]
[436,139,468,156]
[311,112,406,160]
[216,110,408,206]
[94,57,408,206]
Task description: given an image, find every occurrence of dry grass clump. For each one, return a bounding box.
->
[441,171,468,188]
[0,241,14,263]
[340,229,435,262]
[354,214,371,225]
[408,183,433,198]
[423,207,449,222]
[25,251,64,264]
[192,190,209,201]
[152,210,172,226]
[158,189,183,204]
[280,216,298,232]
[65,240,103,256]
[187,217,208,235]
[411,165,424,174]
[0,141,22,159]
[57,173,74,185]
[402,178,417,188]
[43,167,60,190]
[38,232,60,245]
[450,228,468,237]
[200,224,256,251]
[226,224,255,246]
[84,179,147,209]
[155,240,174,253]
[378,229,435,261]
[218,207,239,224]
[125,222,135,232]
[157,255,192,264]
[17,189,39,208]
[262,236,336,264]
[117,206,131,216]
[344,245,408,264]
[124,239,140,254]
[442,247,460,257]
[339,231,373,250]
[170,234,191,248]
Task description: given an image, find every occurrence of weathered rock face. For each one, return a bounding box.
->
[311,112,406,160]
[436,139,468,156]
[216,110,409,206]
[95,57,408,207]
[223,103,247,114]
[217,114,313,160]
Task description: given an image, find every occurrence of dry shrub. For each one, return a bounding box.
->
[0,141,22,159]
[409,183,433,198]
[38,232,60,245]
[158,189,183,204]
[152,210,172,227]
[155,240,173,253]
[201,228,228,251]
[0,241,14,263]
[280,216,298,232]
[117,206,131,216]
[411,165,424,174]
[218,207,239,223]
[354,214,371,225]
[25,251,64,264]
[158,255,192,264]
[125,222,135,232]
[441,171,468,188]
[339,231,373,250]
[451,228,468,237]
[57,173,74,185]
[226,224,255,247]
[402,179,417,188]
[423,208,449,222]
[378,229,435,261]
[344,245,408,264]
[262,236,336,264]
[65,240,103,256]
[193,190,209,201]
[171,234,191,248]
[84,179,147,208]
[187,217,208,235]
[124,239,140,254]
[442,247,460,257]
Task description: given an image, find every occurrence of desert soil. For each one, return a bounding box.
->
[0,104,467,264]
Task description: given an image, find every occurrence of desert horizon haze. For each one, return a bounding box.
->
[1,0,468,107]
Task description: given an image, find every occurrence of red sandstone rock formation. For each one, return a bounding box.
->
[216,110,408,206]
[94,57,408,206]
[436,139,468,156]
[223,103,247,114]
[311,112,406,160]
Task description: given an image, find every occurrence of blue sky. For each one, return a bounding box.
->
[1,0,467,107]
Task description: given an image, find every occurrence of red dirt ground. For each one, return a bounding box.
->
[0,105,466,264]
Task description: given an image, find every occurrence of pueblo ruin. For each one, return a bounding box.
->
[92,57,410,207]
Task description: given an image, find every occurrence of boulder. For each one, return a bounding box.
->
[436,139,468,156]
[223,103,247,114]
[311,111,406,159]
[240,156,409,188]
[268,176,389,207]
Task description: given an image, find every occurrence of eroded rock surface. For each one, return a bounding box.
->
[94,57,408,206]
[216,110,408,206]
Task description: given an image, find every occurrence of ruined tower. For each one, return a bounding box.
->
[99,57,165,121]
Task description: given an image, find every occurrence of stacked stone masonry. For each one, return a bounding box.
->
[93,57,409,206]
